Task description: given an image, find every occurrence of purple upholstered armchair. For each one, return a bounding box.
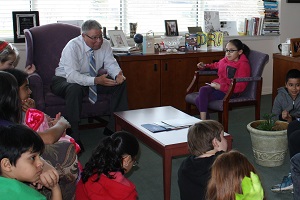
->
[185,50,269,132]
[24,23,111,120]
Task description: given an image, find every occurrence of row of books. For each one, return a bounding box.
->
[262,0,280,35]
[243,0,279,36]
[244,17,264,36]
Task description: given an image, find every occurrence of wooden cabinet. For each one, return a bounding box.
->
[115,51,224,111]
[272,53,300,102]
[160,57,198,109]
[119,59,161,109]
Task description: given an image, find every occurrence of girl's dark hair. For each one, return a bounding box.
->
[4,68,28,87]
[0,71,21,123]
[228,39,251,58]
[0,124,44,171]
[81,131,139,183]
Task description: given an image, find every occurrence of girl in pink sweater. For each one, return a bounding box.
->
[195,39,251,120]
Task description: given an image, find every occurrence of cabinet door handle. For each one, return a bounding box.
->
[165,63,168,71]
[154,64,157,71]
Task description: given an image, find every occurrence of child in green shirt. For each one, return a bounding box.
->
[0,124,62,200]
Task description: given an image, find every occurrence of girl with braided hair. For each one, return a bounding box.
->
[75,131,140,200]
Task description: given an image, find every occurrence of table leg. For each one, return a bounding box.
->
[163,150,172,200]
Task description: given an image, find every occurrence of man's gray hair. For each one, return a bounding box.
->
[81,20,102,34]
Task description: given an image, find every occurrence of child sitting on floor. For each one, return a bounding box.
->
[206,150,264,200]
[272,68,300,122]
[0,124,62,200]
[0,70,79,199]
[76,131,140,200]
[177,120,228,200]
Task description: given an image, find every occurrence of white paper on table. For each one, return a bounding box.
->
[161,117,200,128]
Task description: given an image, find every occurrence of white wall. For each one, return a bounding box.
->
[280,0,300,42]
[14,1,300,95]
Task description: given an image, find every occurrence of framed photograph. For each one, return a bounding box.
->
[165,20,179,36]
[290,38,300,57]
[108,30,128,47]
[12,11,39,43]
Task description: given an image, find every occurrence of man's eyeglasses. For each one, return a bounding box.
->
[225,49,239,53]
[85,34,103,41]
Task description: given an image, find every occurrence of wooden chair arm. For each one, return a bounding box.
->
[235,76,262,82]
[223,77,263,103]
[186,70,218,94]
[223,79,236,103]
[186,70,200,94]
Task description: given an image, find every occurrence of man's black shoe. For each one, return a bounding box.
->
[76,140,85,153]
[103,127,114,136]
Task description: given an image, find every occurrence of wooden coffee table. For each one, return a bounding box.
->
[114,106,232,200]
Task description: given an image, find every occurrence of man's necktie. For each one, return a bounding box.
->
[89,49,97,104]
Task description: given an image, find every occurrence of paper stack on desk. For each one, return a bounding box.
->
[112,46,141,55]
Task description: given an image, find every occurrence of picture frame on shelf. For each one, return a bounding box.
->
[12,11,39,43]
[108,30,128,47]
[290,38,300,57]
[164,20,179,36]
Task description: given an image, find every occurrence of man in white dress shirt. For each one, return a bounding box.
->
[51,20,128,148]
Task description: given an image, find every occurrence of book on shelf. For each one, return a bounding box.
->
[261,0,280,35]
[244,17,264,36]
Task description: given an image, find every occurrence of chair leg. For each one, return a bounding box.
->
[222,111,229,133]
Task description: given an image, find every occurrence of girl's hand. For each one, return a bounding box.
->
[25,64,36,75]
[48,112,61,127]
[197,62,206,69]
[56,116,71,130]
[210,82,220,90]
[21,98,36,112]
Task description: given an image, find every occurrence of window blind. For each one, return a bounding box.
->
[0,0,262,39]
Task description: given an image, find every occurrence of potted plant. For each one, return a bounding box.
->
[247,113,289,167]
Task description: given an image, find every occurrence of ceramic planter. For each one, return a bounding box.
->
[247,120,288,167]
